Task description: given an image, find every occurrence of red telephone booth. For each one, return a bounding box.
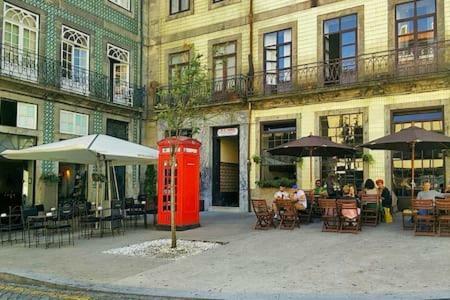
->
[157,137,201,230]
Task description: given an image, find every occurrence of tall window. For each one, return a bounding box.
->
[320,113,363,189]
[260,121,297,183]
[170,0,189,14]
[0,99,37,129]
[168,51,189,83]
[213,41,236,92]
[107,44,131,106]
[392,109,444,198]
[323,14,357,85]
[263,29,292,93]
[395,0,436,65]
[2,2,39,81]
[60,110,89,136]
[61,26,89,94]
[109,0,130,10]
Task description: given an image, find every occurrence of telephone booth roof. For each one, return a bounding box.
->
[157,136,201,148]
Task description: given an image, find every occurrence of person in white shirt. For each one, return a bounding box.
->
[292,184,307,211]
[272,185,290,218]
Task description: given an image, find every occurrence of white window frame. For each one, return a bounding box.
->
[1,2,39,81]
[107,44,132,106]
[59,110,89,136]
[109,0,131,10]
[16,102,37,130]
[60,25,90,95]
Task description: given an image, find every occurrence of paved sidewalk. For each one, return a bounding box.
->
[0,212,450,299]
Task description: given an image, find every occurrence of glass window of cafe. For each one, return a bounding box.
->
[392,108,444,198]
[320,113,364,189]
[260,121,297,182]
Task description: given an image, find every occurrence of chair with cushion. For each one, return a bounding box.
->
[251,199,275,230]
[435,200,450,237]
[337,199,361,234]
[411,199,435,236]
[361,194,380,226]
[318,199,338,232]
[275,200,299,230]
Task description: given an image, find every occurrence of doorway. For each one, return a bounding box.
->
[106,119,128,200]
[212,127,240,207]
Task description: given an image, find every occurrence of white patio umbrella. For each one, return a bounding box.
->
[1,134,158,208]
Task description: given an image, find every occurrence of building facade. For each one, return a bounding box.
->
[0,0,145,212]
[147,0,450,212]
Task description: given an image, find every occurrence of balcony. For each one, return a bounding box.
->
[155,75,247,106]
[0,44,144,108]
[250,41,450,98]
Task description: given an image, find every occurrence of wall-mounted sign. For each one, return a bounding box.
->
[217,127,238,137]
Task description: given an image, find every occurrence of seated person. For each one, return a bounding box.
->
[376,179,392,208]
[342,184,356,198]
[313,179,327,197]
[292,184,307,212]
[272,185,290,218]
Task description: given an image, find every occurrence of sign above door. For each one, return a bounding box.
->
[217,128,238,137]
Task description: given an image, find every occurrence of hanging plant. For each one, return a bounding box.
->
[92,173,106,182]
[362,153,375,165]
[252,155,261,164]
[40,172,60,183]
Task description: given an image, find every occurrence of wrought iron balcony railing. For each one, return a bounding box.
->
[0,44,144,108]
[155,75,247,106]
[249,40,450,97]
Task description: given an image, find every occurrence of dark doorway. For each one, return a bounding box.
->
[106,119,128,200]
[212,127,240,207]
[0,159,24,213]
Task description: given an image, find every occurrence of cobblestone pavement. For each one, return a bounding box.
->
[0,281,195,300]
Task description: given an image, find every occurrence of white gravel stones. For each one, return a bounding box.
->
[102,239,221,260]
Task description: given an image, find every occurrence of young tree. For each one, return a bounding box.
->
[156,45,210,248]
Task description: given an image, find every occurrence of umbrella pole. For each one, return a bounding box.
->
[112,164,120,201]
[309,149,313,190]
[411,142,415,202]
[106,160,112,209]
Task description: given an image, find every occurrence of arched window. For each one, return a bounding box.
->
[107,44,131,106]
[60,26,90,94]
[2,2,39,80]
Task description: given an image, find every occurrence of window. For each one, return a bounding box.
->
[213,0,224,2]
[109,0,130,10]
[263,29,292,92]
[2,2,39,81]
[107,44,132,106]
[323,14,357,85]
[165,128,193,137]
[395,0,436,64]
[168,51,189,82]
[320,113,363,188]
[60,26,90,95]
[260,121,297,182]
[213,41,236,92]
[0,99,37,129]
[392,109,444,198]
[170,0,189,14]
[60,110,89,136]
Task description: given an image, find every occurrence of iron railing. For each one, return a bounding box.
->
[0,44,145,108]
[155,40,450,106]
[155,75,247,106]
[250,40,450,97]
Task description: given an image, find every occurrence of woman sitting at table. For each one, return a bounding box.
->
[342,184,356,198]
[340,185,361,221]
[291,184,307,212]
[363,179,378,195]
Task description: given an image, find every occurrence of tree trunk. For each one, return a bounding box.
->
[170,145,177,248]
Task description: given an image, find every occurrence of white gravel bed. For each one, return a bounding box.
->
[102,239,221,260]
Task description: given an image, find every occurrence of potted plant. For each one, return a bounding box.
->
[252,155,261,164]
[92,173,106,182]
[40,172,60,183]
[362,153,375,165]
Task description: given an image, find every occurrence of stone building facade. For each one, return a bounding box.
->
[0,0,145,212]
[147,0,450,212]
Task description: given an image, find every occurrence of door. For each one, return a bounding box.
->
[106,119,128,200]
[212,127,240,207]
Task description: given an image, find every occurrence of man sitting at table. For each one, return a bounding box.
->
[272,185,290,218]
[292,184,307,212]
[313,179,327,197]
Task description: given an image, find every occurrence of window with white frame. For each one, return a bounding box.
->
[60,110,89,136]
[17,102,37,129]
[60,26,90,94]
[170,0,189,15]
[2,2,39,81]
[107,44,131,106]
[109,0,130,10]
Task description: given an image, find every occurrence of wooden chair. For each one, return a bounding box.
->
[251,199,276,230]
[275,200,299,230]
[411,199,435,236]
[337,199,361,234]
[298,191,314,224]
[360,194,380,226]
[435,200,450,237]
[318,199,338,232]
[401,201,415,230]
